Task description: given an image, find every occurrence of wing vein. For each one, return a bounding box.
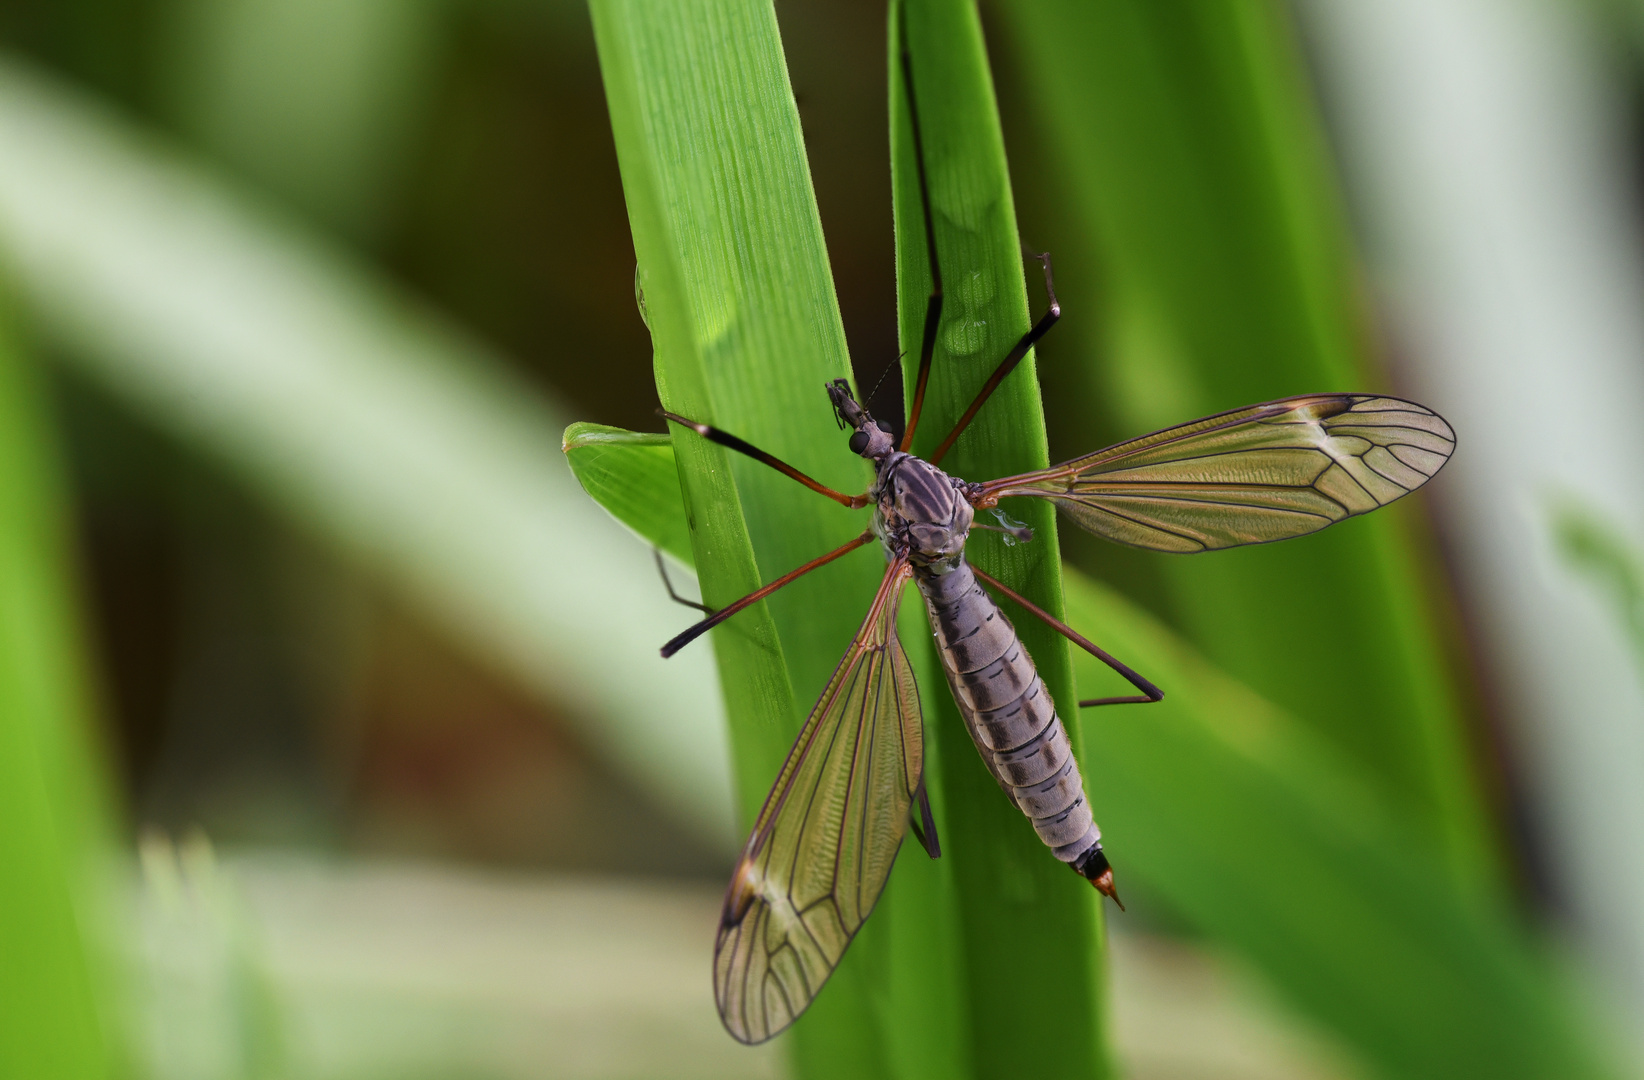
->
[713,556,922,1043]
[982,394,1454,553]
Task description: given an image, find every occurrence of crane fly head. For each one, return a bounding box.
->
[826,379,895,462]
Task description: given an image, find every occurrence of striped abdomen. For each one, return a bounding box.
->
[915,559,1109,882]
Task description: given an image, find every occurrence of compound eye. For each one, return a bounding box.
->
[848,430,871,456]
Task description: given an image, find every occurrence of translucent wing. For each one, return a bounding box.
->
[714,556,923,1044]
[980,394,1454,553]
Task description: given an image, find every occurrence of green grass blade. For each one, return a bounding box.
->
[590,1,967,1070]
[0,306,119,1079]
[996,0,1495,887]
[1064,567,1616,1080]
[564,422,696,569]
[891,1,1106,1075]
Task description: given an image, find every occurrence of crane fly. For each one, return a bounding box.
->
[649,14,1456,1047]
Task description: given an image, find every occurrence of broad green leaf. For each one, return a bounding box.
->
[995,0,1496,889]
[0,299,119,1078]
[564,422,695,569]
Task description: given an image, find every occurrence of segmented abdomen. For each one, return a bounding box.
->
[915,559,1105,875]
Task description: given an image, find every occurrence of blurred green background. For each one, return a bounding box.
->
[3,0,1644,1078]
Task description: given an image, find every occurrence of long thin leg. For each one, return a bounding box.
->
[655,548,712,614]
[928,253,1062,467]
[969,565,1163,707]
[661,410,869,509]
[661,531,875,658]
[896,0,943,454]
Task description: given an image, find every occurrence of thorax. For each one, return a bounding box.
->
[872,453,974,568]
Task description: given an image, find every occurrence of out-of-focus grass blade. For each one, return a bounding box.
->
[1299,1,1644,1015]
[996,1,1495,887]
[0,304,119,1078]
[563,422,695,569]
[0,54,734,848]
[1065,567,1616,1080]
[1551,500,1644,673]
[157,0,443,239]
[891,1,1106,1075]
[134,832,287,1080]
[590,1,968,1070]
[144,852,786,1080]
